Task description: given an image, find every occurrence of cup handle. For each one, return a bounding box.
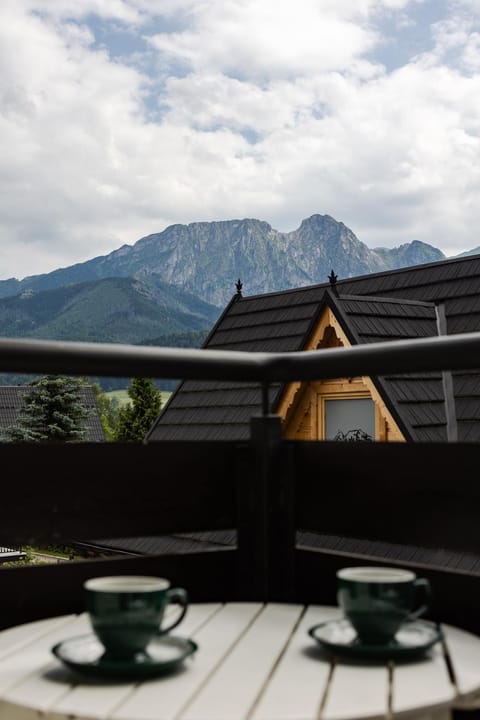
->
[159,587,189,634]
[409,578,431,620]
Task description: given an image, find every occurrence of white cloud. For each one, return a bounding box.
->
[265,60,480,248]
[148,0,381,80]
[21,0,144,24]
[426,14,480,72]
[1,0,480,282]
[0,4,149,274]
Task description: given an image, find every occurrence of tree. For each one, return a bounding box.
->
[1,375,90,443]
[91,382,121,441]
[115,378,162,442]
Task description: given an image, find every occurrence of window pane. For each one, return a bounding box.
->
[325,398,375,441]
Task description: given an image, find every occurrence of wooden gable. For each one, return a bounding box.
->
[277,305,405,441]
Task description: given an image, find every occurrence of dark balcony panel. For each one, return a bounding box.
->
[0,549,236,631]
[294,440,480,555]
[0,442,239,545]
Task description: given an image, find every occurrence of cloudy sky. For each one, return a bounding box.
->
[1,0,480,280]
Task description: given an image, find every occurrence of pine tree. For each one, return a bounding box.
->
[1,375,90,443]
[115,378,162,442]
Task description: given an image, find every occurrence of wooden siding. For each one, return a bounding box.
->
[278,306,405,441]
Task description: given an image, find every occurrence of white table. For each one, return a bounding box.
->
[1,603,480,720]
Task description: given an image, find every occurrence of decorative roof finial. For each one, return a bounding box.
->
[328,269,338,286]
[235,278,243,296]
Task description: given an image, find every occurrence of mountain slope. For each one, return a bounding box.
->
[0,276,219,344]
[0,214,447,307]
[373,240,446,268]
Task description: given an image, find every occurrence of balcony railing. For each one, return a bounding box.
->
[1,334,480,635]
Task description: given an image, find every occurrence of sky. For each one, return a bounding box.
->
[1,0,480,281]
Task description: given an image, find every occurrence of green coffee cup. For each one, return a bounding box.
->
[84,575,188,661]
[337,566,431,645]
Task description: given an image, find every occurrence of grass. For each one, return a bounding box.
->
[0,545,81,568]
[105,389,171,407]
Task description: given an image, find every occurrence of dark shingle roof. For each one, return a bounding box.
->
[332,294,438,343]
[73,530,237,557]
[147,254,480,443]
[328,293,449,441]
[297,532,480,575]
[74,529,480,577]
[0,385,106,442]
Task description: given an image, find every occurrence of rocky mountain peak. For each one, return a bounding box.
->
[0,214,449,308]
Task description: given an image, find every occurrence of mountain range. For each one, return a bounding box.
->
[0,213,468,382]
[0,214,447,312]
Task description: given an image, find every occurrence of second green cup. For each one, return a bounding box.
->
[337,566,431,645]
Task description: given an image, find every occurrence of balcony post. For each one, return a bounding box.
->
[236,412,295,602]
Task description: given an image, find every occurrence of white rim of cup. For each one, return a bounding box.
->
[84,576,170,592]
[337,567,415,583]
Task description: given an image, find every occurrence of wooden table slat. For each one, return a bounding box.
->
[324,663,389,720]
[113,603,263,720]
[183,603,304,720]
[391,645,453,718]
[251,605,341,720]
[442,623,480,702]
[0,615,76,662]
[0,614,89,718]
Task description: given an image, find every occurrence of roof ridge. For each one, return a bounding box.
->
[336,253,480,285]
[236,255,480,301]
[338,294,436,307]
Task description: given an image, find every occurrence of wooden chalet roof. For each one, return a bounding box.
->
[0,385,106,442]
[147,254,480,443]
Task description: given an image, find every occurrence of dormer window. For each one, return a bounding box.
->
[322,396,375,441]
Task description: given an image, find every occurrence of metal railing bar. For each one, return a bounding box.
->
[0,332,479,382]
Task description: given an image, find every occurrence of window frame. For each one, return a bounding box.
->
[318,391,377,441]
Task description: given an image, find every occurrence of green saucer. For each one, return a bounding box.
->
[52,633,198,679]
[308,618,442,661]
